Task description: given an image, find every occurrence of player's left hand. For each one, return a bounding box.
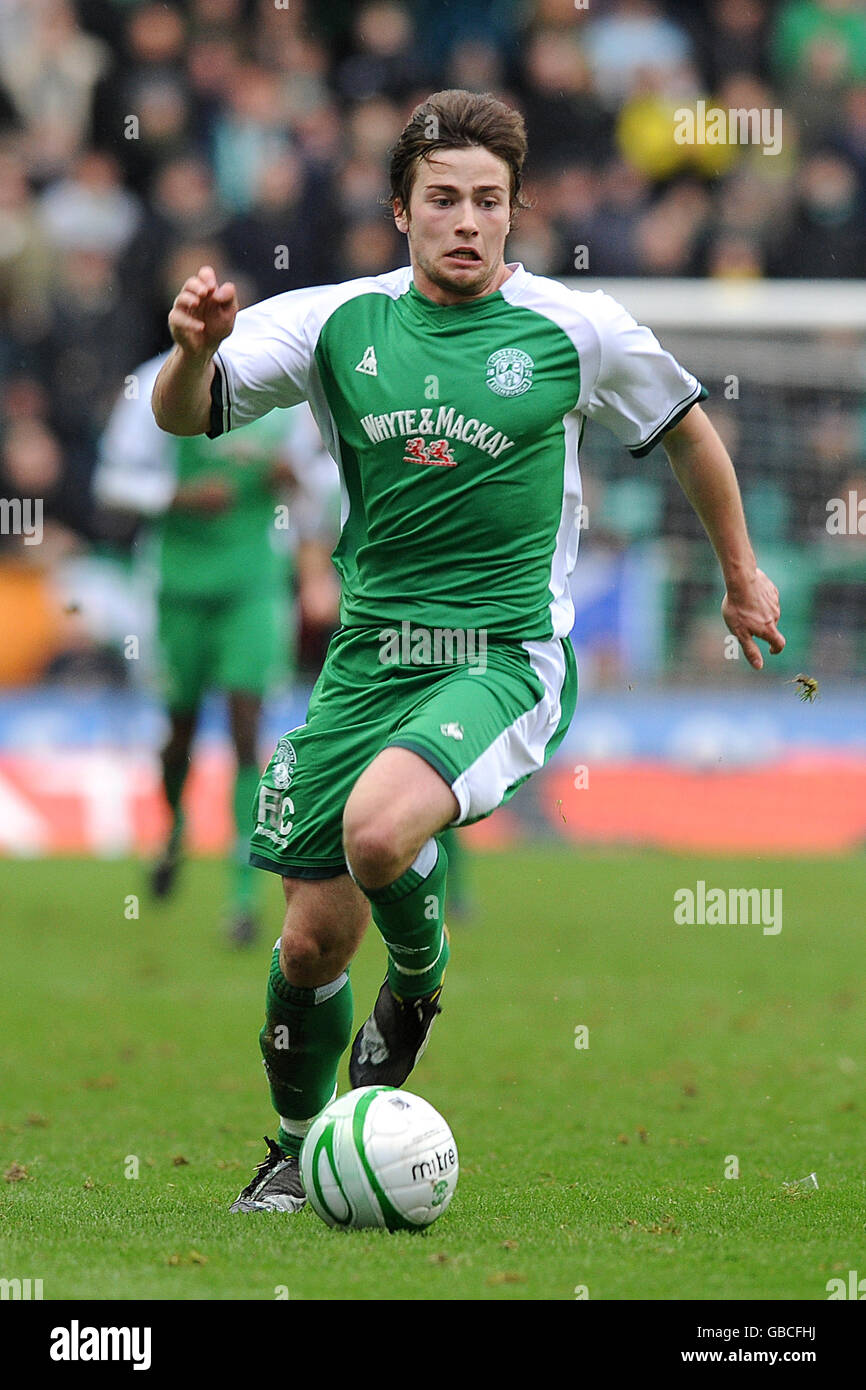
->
[721,568,785,670]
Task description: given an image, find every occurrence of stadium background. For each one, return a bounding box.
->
[0,0,864,861]
[4,0,866,1314]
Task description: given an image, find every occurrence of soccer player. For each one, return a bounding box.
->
[152,90,785,1212]
[97,356,339,945]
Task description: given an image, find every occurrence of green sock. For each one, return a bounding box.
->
[259,947,354,1157]
[362,839,450,1001]
[232,763,261,909]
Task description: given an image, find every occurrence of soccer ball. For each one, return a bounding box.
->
[299,1086,458,1231]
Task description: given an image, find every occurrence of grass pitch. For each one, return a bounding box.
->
[1,849,863,1302]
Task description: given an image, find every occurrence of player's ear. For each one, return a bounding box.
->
[393,198,409,235]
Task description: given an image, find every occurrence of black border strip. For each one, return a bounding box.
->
[628,383,708,458]
[248,851,348,879]
[206,353,230,439]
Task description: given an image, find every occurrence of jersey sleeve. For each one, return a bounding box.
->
[580,291,707,457]
[207,284,333,438]
[95,356,178,516]
[279,405,342,543]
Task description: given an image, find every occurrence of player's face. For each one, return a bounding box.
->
[395,147,513,305]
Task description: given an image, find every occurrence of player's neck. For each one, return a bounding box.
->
[410,260,513,307]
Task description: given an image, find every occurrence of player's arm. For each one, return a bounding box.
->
[296,537,341,630]
[581,292,785,671]
[97,355,235,520]
[154,268,324,442]
[94,357,179,525]
[663,403,785,670]
[281,406,342,630]
[268,456,299,493]
[152,266,238,436]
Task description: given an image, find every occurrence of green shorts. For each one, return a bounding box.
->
[157,587,286,712]
[249,625,578,879]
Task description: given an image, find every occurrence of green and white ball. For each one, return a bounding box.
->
[299,1086,458,1231]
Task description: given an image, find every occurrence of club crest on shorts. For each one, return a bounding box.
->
[272,737,297,789]
[486,347,534,398]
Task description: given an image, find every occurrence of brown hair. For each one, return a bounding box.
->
[389,89,529,215]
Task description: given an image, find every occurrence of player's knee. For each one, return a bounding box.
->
[279,925,341,985]
[342,807,404,889]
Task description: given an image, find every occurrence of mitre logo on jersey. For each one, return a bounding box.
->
[486,347,534,398]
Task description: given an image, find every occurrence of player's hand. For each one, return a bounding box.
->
[172,476,236,515]
[168,265,238,361]
[721,568,785,670]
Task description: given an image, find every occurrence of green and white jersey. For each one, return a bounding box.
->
[96,355,339,600]
[208,262,706,640]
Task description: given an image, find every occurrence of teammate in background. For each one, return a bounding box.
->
[153,89,785,1212]
[96,356,339,945]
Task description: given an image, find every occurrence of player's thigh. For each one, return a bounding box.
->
[157,591,215,712]
[342,746,459,870]
[249,629,409,880]
[248,628,573,883]
[383,636,578,826]
[216,588,286,697]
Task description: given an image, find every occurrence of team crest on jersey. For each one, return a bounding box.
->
[486,347,534,398]
[272,737,297,789]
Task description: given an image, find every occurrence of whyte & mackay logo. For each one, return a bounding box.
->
[359,404,515,461]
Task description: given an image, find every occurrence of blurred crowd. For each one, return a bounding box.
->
[0,0,865,686]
